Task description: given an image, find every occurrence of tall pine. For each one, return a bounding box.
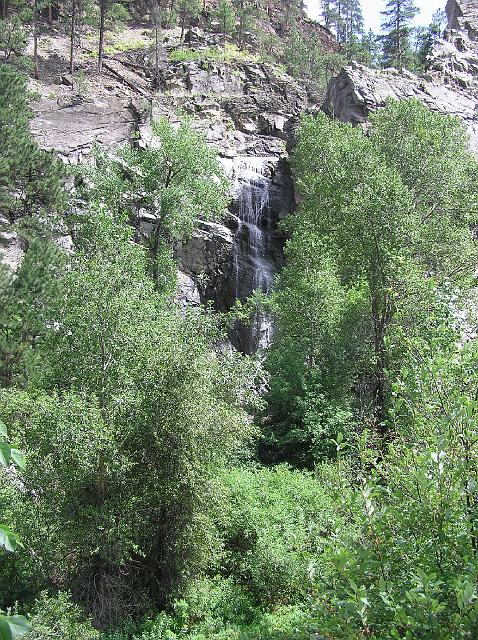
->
[381,0,419,70]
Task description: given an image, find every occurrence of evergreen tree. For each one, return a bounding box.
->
[213,0,235,45]
[232,0,262,49]
[0,66,63,224]
[417,8,446,68]
[324,0,364,45]
[178,0,201,44]
[380,0,419,70]
[320,0,334,27]
[97,0,110,72]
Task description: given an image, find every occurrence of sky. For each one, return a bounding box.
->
[306,0,445,33]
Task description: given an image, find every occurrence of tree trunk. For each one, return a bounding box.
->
[33,0,40,79]
[98,0,107,73]
[2,0,7,19]
[180,12,186,45]
[152,0,162,86]
[371,293,390,437]
[238,0,244,49]
[48,2,52,23]
[69,0,76,75]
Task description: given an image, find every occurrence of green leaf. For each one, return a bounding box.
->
[0,422,7,438]
[0,442,11,467]
[10,449,25,470]
[0,615,31,640]
[0,525,21,552]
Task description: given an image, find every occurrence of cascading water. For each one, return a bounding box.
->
[230,157,278,354]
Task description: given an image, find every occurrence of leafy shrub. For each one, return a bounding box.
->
[168,44,257,64]
[135,578,312,640]
[26,592,99,640]
[218,465,345,604]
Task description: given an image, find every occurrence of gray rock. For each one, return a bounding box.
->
[31,96,144,162]
[0,225,24,272]
[323,1,478,154]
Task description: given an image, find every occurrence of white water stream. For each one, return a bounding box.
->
[231,157,277,352]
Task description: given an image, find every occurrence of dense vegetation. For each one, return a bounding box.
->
[2,2,478,639]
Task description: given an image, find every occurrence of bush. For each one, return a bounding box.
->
[135,577,312,640]
[26,592,99,640]
[218,465,345,604]
[168,44,257,64]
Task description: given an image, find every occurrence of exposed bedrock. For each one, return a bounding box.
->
[13,47,306,352]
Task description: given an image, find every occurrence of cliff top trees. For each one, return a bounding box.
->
[381,0,419,70]
[214,0,236,45]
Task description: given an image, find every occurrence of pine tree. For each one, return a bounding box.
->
[214,0,235,46]
[232,0,262,49]
[325,0,364,47]
[380,0,419,71]
[98,0,109,72]
[417,9,446,68]
[0,66,63,223]
[320,0,333,27]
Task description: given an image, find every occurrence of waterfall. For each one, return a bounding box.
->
[230,157,277,353]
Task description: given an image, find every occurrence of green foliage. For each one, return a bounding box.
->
[380,0,419,70]
[283,29,344,90]
[106,2,131,29]
[0,615,30,640]
[0,66,64,223]
[324,0,364,46]
[26,592,99,640]
[265,100,478,467]
[311,330,478,638]
[168,43,257,63]
[178,0,201,42]
[0,422,29,639]
[0,16,29,66]
[213,0,236,44]
[415,10,447,69]
[0,210,259,627]
[82,118,229,291]
[135,577,312,640]
[218,465,344,604]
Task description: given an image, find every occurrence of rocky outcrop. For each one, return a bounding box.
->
[31,95,144,163]
[147,58,305,351]
[323,63,478,152]
[2,21,309,351]
[447,0,478,37]
[323,0,478,154]
[0,223,24,272]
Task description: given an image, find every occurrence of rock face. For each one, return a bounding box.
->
[153,59,305,352]
[447,0,478,36]
[11,32,307,352]
[31,96,143,163]
[323,0,478,154]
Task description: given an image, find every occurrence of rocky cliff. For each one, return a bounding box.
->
[1,22,312,352]
[323,1,478,154]
[5,1,478,354]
